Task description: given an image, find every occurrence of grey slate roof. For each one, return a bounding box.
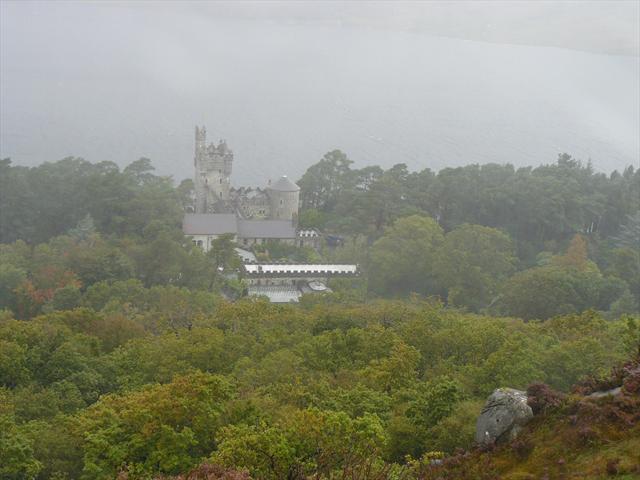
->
[183,214,296,239]
[269,175,300,192]
[247,286,301,303]
[237,219,296,239]
[182,214,238,235]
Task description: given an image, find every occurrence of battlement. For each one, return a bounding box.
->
[192,126,299,220]
[194,125,234,212]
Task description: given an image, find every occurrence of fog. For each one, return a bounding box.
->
[1,1,638,184]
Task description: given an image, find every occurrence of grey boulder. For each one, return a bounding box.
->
[475,387,533,446]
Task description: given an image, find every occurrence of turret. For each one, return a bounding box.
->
[195,126,207,164]
[193,126,234,213]
[267,175,300,223]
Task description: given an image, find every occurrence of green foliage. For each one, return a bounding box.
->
[416,354,640,480]
[0,298,634,479]
[297,154,639,258]
[369,215,444,296]
[0,398,42,480]
[297,208,327,230]
[1,155,638,478]
[255,240,319,263]
[434,224,516,311]
[605,247,640,306]
[295,153,638,314]
[78,372,233,479]
[421,400,483,454]
[298,150,355,211]
[497,265,625,320]
[46,284,82,312]
[67,214,96,242]
[0,418,41,479]
[212,409,386,479]
[23,419,84,480]
[2,156,637,319]
[0,157,183,244]
[613,211,640,249]
[0,263,27,312]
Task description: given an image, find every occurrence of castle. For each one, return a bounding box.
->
[193,126,300,221]
[184,126,318,251]
[183,126,357,303]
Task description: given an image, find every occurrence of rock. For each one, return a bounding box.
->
[475,387,533,446]
[587,386,622,398]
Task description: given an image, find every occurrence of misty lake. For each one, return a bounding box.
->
[1,6,638,184]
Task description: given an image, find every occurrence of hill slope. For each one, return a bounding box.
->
[417,355,640,480]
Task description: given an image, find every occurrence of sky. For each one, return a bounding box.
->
[1,1,639,184]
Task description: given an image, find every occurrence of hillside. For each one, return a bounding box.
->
[145,354,640,480]
[416,355,640,480]
[0,157,638,480]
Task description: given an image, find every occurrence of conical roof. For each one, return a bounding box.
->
[269,175,300,192]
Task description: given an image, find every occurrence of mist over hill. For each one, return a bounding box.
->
[1,2,638,185]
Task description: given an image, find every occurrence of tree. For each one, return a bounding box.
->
[123,157,156,185]
[67,214,96,243]
[0,340,30,388]
[207,234,242,290]
[131,231,209,288]
[497,265,625,320]
[613,211,640,249]
[297,150,354,211]
[212,409,386,480]
[354,165,418,233]
[434,224,516,311]
[0,264,26,312]
[369,215,444,296]
[552,234,589,270]
[64,238,135,287]
[422,400,483,453]
[46,284,82,312]
[364,342,421,393]
[177,179,196,212]
[297,208,326,230]
[78,372,233,479]
[606,247,640,307]
[0,413,42,480]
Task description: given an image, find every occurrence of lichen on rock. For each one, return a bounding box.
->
[475,387,534,446]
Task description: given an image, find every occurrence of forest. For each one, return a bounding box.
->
[0,153,639,479]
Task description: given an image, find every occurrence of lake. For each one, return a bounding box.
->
[1,5,638,184]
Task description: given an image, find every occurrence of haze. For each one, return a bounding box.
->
[1,0,638,184]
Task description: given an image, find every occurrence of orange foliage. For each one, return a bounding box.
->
[12,265,81,318]
[553,234,589,270]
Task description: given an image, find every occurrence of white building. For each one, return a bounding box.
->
[243,263,358,303]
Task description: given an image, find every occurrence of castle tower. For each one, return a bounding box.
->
[194,126,233,213]
[267,176,300,223]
